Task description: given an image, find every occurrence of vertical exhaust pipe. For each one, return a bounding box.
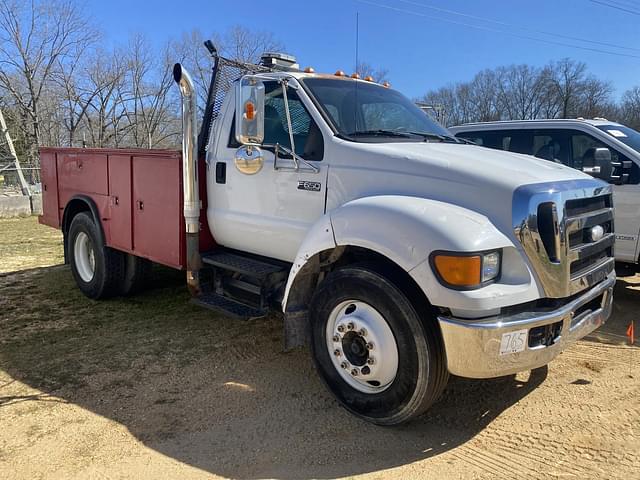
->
[173,63,202,296]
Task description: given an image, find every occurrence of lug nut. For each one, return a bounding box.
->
[334,349,341,357]
[332,334,340,342]
[358,328,367,337]
[367,357,375,365]
[340,361,349,369]
[366,342,374,350]
[337,325,345,333]
[361,366,371,375]
[347,322,354,331]
[350,368,359,376]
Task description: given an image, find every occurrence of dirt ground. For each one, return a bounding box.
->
[0,217,638,479]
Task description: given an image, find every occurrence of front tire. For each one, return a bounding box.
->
[68,212,124,299]
[309,264,448,425]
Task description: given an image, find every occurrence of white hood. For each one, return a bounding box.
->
[327,140,601,239]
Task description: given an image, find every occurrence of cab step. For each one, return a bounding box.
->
[197,249,291,317]
[191,291,267,320]
[201,250,288,279]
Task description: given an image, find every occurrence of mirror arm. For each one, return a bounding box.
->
[271,143,319,173]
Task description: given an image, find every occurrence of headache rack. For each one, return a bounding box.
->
[198,43,288,157]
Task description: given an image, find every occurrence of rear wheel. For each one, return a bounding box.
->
[120,254,152,296]
[68,212,124,299]
[309,264,448,425]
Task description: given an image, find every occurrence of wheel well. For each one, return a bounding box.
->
[283,246,435,349]
[61,197,105,262]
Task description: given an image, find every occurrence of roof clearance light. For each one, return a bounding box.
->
[351,73,361,79]
[364,75,374,82]
[335,70,346,77]
[383,81,391,88]
[304,66,315,73]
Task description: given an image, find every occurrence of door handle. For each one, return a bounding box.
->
[215,162,226,184]
[137,200,144,211]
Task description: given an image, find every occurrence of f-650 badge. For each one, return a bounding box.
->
[297,181,321,192]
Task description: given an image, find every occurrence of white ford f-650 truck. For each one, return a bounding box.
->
[40,46,615,425]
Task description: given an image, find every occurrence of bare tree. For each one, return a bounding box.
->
[82,48,128,147]
[356,61,390,83]
[544,58,587,118]
[118,35,181,148]
[467,69,501,122]
[496,65,545,120]
[0,0,97,169]
[219,26,283,64]
[621,86,640,130]
[577,77,614,119]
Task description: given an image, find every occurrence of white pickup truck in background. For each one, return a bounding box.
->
[450,119,640,265]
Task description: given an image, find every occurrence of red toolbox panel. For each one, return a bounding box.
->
[132,155,183,268]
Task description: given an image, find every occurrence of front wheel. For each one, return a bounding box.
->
[309,264,449,425]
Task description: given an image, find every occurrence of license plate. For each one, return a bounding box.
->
[499,329,528,355]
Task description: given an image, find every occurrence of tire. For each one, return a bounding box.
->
[68,212,124,299]
[309,264,449,425]
[120,254,152,296]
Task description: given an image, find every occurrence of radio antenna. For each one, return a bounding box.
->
[354,12,360,133]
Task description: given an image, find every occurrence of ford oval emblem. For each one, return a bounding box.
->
[590,225,605,242]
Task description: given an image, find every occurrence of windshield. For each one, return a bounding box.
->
[301,77,453,142]
[596,124,640,152]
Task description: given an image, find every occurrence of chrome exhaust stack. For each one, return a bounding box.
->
[173,63,202,296]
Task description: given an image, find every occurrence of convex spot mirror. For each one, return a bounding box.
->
[583,147,613,182]
[235,76,265,145]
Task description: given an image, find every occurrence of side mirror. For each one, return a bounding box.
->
[582,147,613,181]
[235,76,265,145]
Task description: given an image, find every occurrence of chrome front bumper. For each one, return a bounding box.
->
[437,273,615,379]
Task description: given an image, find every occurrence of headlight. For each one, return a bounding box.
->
[431,250,501,289]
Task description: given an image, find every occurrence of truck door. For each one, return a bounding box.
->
[210,80,328,262]
[569,131,640,262]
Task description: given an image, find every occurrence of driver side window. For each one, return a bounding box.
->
[263,82,324,161]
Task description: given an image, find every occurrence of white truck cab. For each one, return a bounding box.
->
[450,119,640,264]
[186,53,615,424]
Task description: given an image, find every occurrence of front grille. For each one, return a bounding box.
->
[565,195,611,217]
[564,192,614,283]
[513,181,615,298]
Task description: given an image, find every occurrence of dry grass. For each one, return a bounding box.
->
[0,217,64,273]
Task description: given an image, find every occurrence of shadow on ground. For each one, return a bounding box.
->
[2,264,550,478]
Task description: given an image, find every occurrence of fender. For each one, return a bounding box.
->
[283,195,537,317]
[61,195,106,262]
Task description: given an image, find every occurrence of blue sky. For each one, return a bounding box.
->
[86,0,640,99]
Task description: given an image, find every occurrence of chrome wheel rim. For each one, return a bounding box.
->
[74,231,95,282]
[326,300,399,394]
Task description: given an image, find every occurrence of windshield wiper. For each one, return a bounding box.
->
[404,131,460,143]
[347,129,413,138]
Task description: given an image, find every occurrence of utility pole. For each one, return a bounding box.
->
[0,107,30,197]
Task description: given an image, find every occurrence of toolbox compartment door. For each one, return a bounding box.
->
[132,155,183,268]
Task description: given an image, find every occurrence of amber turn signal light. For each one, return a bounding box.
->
[433,254,481,287]
[244,101,255,121]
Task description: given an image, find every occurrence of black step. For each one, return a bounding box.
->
[201,250,288,279]
[192,292,267,320]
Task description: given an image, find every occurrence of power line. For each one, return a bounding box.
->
[590,0,640,16]
[355,0,640,60]
[394,0,640,53]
